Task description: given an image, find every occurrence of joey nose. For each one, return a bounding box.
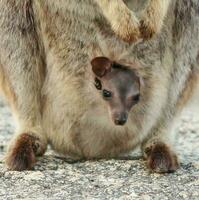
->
[114,113,128,126]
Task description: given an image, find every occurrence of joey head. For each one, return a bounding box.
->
[91,57,141,126]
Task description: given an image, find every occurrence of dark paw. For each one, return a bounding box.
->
[113,14,141,43]
[145,143,179,173]
[139,19,156,40]
[6,133,45,171]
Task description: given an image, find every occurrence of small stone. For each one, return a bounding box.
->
[24,172,45,181]
[142,194,151,200]
[179,191,188,198]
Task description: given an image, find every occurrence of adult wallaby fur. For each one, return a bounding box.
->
[0,0,198,172]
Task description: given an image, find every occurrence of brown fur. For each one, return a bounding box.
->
[145,142,179,173]
[5,133,45,171]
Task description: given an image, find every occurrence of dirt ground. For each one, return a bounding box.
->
[0,98,198,200]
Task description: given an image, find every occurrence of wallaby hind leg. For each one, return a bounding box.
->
[142,69,199,173]
[0,1,47,171]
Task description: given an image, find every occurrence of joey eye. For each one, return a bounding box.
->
[132,94,140,103]
[94,78,102,90]
[102,90,112,98]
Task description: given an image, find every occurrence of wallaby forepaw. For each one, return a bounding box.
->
[5,133,46,171]
[139,11,161,40]
[145,142,179,173]
[140,20,156,40]
[113,14,140,43]
[139,10,162,40]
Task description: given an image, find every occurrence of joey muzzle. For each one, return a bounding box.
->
[113,112,128,126]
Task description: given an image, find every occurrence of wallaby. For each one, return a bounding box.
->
[0,0,198,173]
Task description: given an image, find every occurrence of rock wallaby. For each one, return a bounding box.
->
[0,0,198,172]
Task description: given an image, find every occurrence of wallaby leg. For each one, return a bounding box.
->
[0,1,47,171]
[142,69,199,173]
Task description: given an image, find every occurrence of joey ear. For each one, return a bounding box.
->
[91,57,112,77]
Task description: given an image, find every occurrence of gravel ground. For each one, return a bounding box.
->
[0,98,198,200]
